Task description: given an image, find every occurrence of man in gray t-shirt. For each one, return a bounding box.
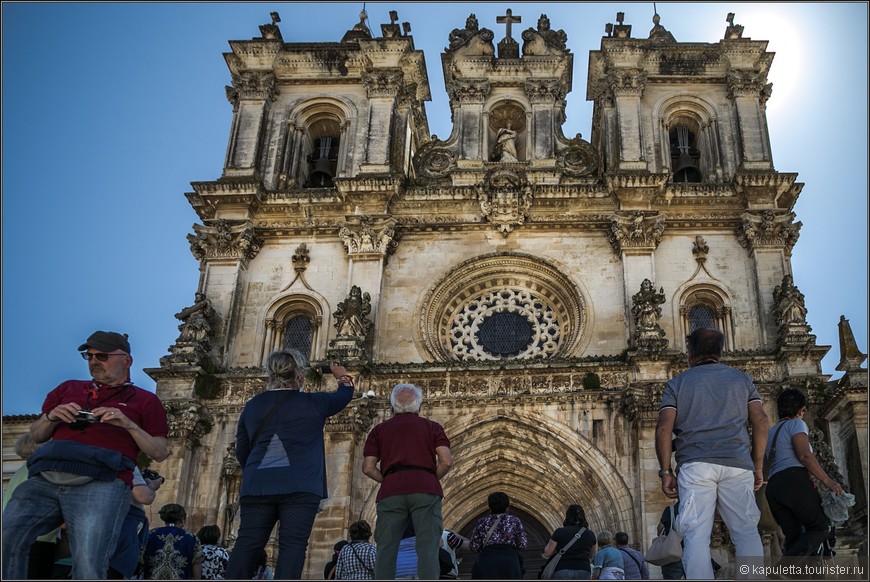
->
[655,328,769,579]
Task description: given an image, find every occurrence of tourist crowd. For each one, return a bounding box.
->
[1,328,846,579]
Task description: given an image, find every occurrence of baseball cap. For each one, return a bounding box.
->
[78,331,131,354]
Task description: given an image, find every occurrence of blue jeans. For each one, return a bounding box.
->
[2,475,129,579]
[109,505,148,577]
[373,493,443,581]
[225,492,321,580]
[678,462,763,579]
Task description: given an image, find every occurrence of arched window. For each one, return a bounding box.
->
[678,287,734,350]
[283,314,313,358]
[688,303,716,332]
[262,294,325,364]
[305,117,341,188]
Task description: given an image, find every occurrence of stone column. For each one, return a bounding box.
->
[360,69,403,174]
[223,72,277,177]
[727,71,773,170]
[609,69,648,171]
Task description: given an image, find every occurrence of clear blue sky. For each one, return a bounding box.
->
[3,2,867,416]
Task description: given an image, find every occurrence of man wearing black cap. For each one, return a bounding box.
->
[2,330,170,580]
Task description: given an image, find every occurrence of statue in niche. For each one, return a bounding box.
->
[175,292,215,344]
[633,279,665,329]
[334,285,373,339]
[492,126,519,162]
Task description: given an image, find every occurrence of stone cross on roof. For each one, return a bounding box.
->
[496,8,521,41]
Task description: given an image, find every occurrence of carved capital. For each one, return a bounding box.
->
[164,399,213,447]
[608,211,666,253]
[362,69,404,98]
[227,71,278,103]
[338,216,398,258]
[726,70,772,104]
[524,79,565,104]
[608,69,647,96]
[187,219,263,266]
[446,79,491,103]
[736,210,801,255]
[621,383,666,423]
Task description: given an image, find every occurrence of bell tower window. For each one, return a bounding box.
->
[670,124,702,183]
[304,117,340,188]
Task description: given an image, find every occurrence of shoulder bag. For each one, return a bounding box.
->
[645,505,682,566]
[756,421,787,532]
[540,527,587,580]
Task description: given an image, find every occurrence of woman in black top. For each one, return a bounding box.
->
[541,504,597,579]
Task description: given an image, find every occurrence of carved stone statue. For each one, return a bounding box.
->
[449,13,479,49]
[631,279,668,354]
[492,126,518,162]
[773,275,808,326]
[175,292,215,344]
[334,285,373,339]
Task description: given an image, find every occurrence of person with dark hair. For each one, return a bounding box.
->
[362,383,453,580]
[324,540,349,580]
[541,504,597,579]
[2,330,169,580]
[226,350,354,580]
[468,492,528,579]
[197,524,230,580]
[765,388,844,556]
[143,503,203,579]
[335,520,377,580]
[655,327,769,578]
[614,532,648,579]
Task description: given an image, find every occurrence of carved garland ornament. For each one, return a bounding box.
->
[419,253,586,362]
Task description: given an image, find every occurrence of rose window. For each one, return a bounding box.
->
[450,288,560,360]
[419,253,587,362]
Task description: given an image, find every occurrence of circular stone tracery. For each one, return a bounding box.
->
[419,253,586,362]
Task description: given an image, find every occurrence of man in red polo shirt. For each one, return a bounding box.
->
[2,331,169,580]
[362,383,452,580]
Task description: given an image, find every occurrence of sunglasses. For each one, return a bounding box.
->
[80,352,126,362]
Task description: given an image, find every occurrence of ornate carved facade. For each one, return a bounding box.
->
[4,7,866,579]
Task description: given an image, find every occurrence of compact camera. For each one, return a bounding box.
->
[320,363,333,374]
[142,468,164,483]
[75,410,97,424]
[69,410,98,430]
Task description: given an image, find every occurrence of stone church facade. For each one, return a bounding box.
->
[3,7,866,579]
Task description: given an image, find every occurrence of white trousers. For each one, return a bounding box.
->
[677,462,764,579]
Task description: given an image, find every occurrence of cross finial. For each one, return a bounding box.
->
[496,8,522,41]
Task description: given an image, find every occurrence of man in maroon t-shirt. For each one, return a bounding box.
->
[362,383,452,580]
[2,330,169,580]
